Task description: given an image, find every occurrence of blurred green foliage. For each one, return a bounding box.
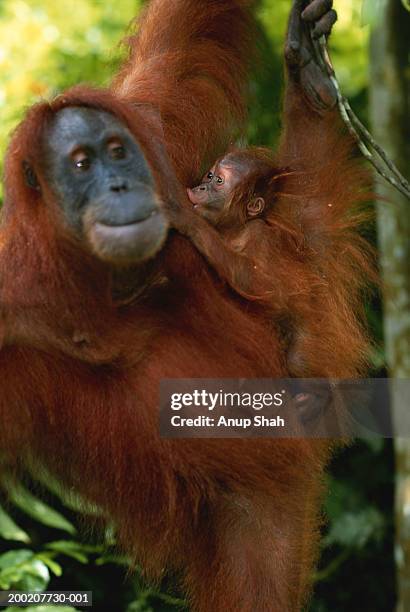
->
[0,1,394,611]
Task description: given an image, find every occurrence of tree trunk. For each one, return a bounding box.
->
[370,2,410,610]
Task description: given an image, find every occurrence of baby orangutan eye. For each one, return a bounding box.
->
[207,172,214,180]
[215,176,224,185]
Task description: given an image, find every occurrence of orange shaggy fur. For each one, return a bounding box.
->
[0,2,373,611]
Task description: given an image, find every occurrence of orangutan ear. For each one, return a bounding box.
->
[247,196,265,217]
[22,161,41,192]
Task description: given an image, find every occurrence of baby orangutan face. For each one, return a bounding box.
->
[187,156,265,225]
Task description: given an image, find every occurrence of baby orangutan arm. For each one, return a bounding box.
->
[167,205,276,303]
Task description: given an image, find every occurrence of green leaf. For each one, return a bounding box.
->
[95,552,130,567]
[35,554,62,577]
[0,505,30,543]
[7,484,76,535]
[0,550,50,591]
[34,470,102,516]
[0,550,33,570]
[17,559,50,591]
[324,507,384,549]
[45,540,98,564]
[363,436,384,454]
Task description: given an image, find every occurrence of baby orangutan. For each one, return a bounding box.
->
[168,147,333,422]
[188,153,268,225]
[185,148,287,302]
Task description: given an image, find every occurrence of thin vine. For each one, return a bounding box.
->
[310,30,410,200]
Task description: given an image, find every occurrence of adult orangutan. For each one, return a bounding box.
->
[0,1,372,611]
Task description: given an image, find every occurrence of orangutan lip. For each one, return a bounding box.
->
[95,210,158,228]
[187,188,206,207]
[90,212,164,244]
[87,211,168,265]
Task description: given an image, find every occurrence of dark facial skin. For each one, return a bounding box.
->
[44,107,168,265]
[187,157,265,224]
[186,159,241,222]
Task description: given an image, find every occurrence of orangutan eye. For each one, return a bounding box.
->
[215,176,224,185]
[71,149,91,171]
[108,139,127,160]
[207,172,214,180]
